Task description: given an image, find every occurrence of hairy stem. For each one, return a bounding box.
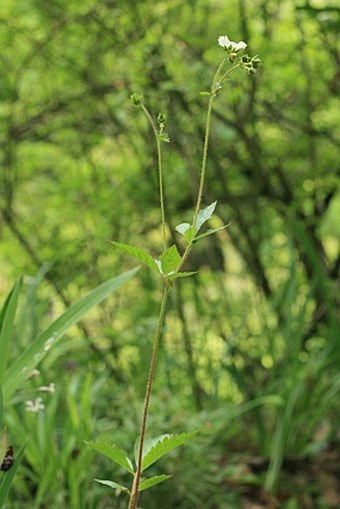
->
[128,58,243,509]
[128,281,171,509]
[141,103,167,251]
[193,61,240,226]
[156,136,167,251]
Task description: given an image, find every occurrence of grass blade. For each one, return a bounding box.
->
[0,278,22,384]
[3,267,139,400]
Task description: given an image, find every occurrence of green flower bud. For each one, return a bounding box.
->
[131,93,144,106]
[251,56,262,69]
[241,55,251,64]
[157,113,166,126]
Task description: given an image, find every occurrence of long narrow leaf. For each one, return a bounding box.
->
[3,267,139,400]
[0,278,22,384]
[0,387,2,430]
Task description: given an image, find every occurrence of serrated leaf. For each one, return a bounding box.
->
[86,441,134,474]
[94,479,130,493]
[141,431,198,472]
[160,245,181,275]
[194,201,217,232]
[194,223,230,241]
[168,271,197,280]
[134,434,169,465]
[111,242,158,272]
[139,474,172,492]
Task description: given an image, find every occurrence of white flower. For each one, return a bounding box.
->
[38,382,56,394]
[25,397,45,413]
[218,35,247,52]
[27,368,40,379]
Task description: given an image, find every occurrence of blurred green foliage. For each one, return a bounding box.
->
[0,0,339,507]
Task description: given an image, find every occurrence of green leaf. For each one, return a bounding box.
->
[141,431,198,472]
[0,278,22,385]
[139,474,172,492]
[199,91,211,97]
[194,201,217,232]
[111,242,158,272]
[175,223,196,243]
[175,223,191,235]
[159,245,181,275]
[0,442,26,507]
[2,267,139,401]
[94,479,130,493]
[0,387,3,430]
[194,223,230,241]
[168,271,197,280]
[86,441,134,474]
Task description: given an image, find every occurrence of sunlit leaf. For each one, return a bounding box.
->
[111,242,158,272]
[175,223,191,235]
[160,245,181,275]
[194,201,217,232]
[175,223,196,243]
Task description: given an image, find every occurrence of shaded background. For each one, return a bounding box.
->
[0,0,339,507]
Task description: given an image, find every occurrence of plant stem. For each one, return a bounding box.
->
[192,93,214,227]
[141,103,167,251]
[193,61,240,226]
[156,136,167,252]
[127,281,171,509]
[127,59,243,509]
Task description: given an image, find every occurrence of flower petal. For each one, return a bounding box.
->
[235,41,247,51]
[218,35,231,49]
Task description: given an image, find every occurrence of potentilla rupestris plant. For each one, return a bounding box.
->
[87,35,261,509]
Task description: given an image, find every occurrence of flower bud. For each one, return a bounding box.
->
[131,93,143,106]
[157,113,166,126]
[251,56,262,69]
